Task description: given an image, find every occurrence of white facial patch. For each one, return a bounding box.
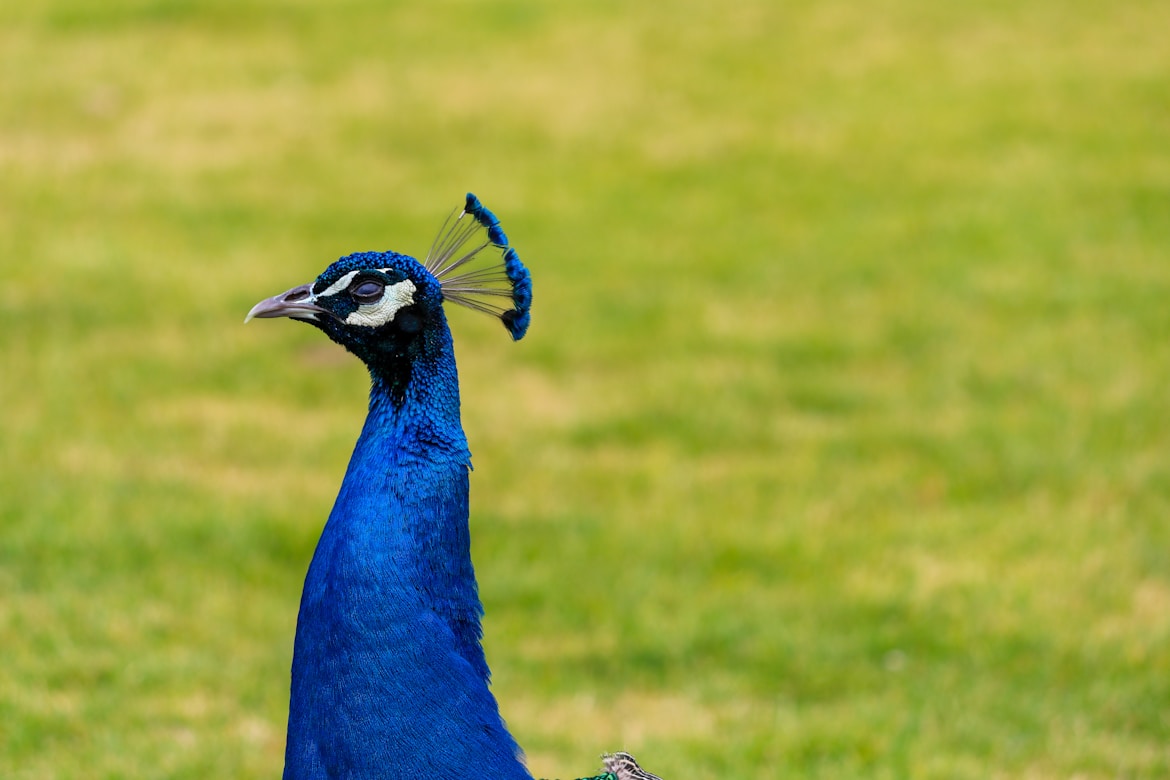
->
[343,278,417,327]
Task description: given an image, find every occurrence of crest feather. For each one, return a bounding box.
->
[424,193,532,341]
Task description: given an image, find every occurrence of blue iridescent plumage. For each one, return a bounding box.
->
[247,195,658,780]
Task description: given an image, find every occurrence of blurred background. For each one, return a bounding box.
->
[1,1,1168,777]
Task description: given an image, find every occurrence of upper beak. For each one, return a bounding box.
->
[245,283,332,323]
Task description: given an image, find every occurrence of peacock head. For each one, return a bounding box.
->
[246,193,531,377]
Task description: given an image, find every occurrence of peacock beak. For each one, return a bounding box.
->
[245,283,333,323]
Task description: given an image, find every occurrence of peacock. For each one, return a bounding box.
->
[247,194,662,780]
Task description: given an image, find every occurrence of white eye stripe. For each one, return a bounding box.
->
[343,279,417,327]
[316,270,361,299]
[316,268,401,300]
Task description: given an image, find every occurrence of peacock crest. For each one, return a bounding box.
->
[425,192,532,341]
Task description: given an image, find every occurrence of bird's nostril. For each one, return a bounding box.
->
[284,288,310,302]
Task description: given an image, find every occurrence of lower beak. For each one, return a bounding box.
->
[245,283,332,323]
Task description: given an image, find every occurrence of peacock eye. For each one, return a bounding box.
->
[350,279,384,303]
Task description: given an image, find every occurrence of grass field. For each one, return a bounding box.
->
[2,1,1169,777]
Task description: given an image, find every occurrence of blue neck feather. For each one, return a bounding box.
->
[283,315,531,779]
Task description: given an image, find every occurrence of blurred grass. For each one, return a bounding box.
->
[2,0,1169,777]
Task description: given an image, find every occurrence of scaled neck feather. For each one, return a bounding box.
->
[283,322,530,780]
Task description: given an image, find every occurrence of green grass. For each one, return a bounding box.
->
[2,1,1169,777]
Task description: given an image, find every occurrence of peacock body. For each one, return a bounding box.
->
[248,196,660,780]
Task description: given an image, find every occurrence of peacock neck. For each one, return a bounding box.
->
[343,366,487,678]
[283,332,530,779]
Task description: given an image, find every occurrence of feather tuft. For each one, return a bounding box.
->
[425,193,532,341]
[602,753,664,780]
